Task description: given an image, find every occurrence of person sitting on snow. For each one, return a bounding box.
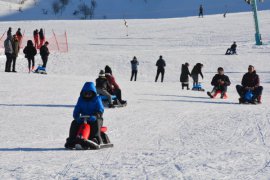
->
[236,65,263,104]
[180,62,191,90]
[96,70,115,108]
[225,42,237,55]
[65,82,104,149]
[105,65,127,105]
[207,67,231,99]
[191,63,204,87]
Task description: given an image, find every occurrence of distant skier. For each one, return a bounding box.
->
[16,28,23,46]
[180,62,191,90]
[225,42,237,55]
[11,35,20,73]
[33,29,39,49]
[105,65,127,105]
[191,63,204,87]
[96,70,115,108]
[4,34,14,72]
[207,67,231,99]
[199,5,204,18]
[236,65,263,104]
[23,40,37,73]
[130,56,139,81]
[40,41,50,68]
[39,28,45,48]
[65,82,105,149]
[155,55,166,82]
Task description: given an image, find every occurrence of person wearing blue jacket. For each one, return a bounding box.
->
[65,82,104,149]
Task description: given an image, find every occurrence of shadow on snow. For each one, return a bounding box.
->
[0,104,74,108]
[0,148,66,152]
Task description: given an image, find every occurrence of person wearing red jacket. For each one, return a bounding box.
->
[105,65,126,105]
[33,29,39,49]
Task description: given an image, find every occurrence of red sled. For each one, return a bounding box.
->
[77,124,108,140]
[212,90,228,99]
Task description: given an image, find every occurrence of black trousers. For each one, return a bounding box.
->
[27,57,35,70]
[67,119,103,145]
[11,56,17,71]
[42,56,48,68]
[155,68,165,82]
[5,53,13,72]
[236,85,263,99]
[113,88,123,102]
[130,70,137,81]
[199,12,203,17]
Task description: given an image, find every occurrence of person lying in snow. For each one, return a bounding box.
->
[207,67,231,99]
[65,82,104,149]
[236,65,263,104]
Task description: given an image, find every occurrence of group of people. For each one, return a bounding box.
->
[33,28,45,49]
[4,27,50,73]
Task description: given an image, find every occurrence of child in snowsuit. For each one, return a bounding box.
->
[236,65,263,104]
[207,67,231,99]
[96,70,115,108]
[65,82,104,149]
[191,63,204,87]
[180,62,191,90]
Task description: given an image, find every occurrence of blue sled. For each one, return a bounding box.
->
[99,95,117,101]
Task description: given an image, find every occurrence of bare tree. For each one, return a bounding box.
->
[78,3,92,19]
[52,1,61,15]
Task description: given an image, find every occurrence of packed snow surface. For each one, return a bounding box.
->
[0,11,270,179]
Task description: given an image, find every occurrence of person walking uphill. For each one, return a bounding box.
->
[23,40,37,73]
[155,55,166,82]
[191,63,204,87]
[130,56,139,81]
[40,41,50,68]
[4,34,14,72]
[180,62,191,90]
[65,82,105,149]
[11,35,20,72]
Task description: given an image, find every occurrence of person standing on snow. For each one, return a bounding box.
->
[16,28,23,46]
[105,65,127,105]
[96,70,115,108]
[65,82,105,149]
[11,35,20,73]
[33,29,39,49]
[236,65,263,104]
[180,62,191,90]
[39,28,45,48]
[191,63,204,87]
[207,67,231,99]
[7,27,12,37]
[130,56,139,81]
[4,34,14,72]
[23,40,37,73]
[199,5,204,18]
[40,41,50,68]
[155,55,166,82]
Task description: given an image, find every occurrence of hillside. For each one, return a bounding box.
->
[0,0,270,20]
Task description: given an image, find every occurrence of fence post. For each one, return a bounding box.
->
[65,31,68,52]
[52,29,60,51]
[0,31,6,42]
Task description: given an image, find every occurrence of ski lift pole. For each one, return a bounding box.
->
[252,0,262,45]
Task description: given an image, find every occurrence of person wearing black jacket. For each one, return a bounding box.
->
[40,41,50,68]
[96,70,115,108]
[23,40,37,73]
[191,63,204,87]
[155,55,166,82]
[207,67,231,98]
[39,28,45,48]
[236,65,263,104]
[226,42,237,55]
[180,62,191,90]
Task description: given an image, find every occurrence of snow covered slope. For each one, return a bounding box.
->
[0,0,270,20]
[0,11,270,179]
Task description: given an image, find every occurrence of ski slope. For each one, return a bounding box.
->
[0,11,270,179]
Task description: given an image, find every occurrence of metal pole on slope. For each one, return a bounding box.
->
[252,0,262,45]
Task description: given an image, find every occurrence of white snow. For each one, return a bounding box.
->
[0,10,270,179]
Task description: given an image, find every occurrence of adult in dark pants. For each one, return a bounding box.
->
[105,66,127,105]
[199,5,204,18]
[130,56,139,81]
[40,41,50,68]
[225,42,237,55]
[4,34,14,72]
[191,63,204,87]
[65,82,104,149]
[180,62,191,90]
[23,40,37,73]
[155,55,166,82]
[236,65,263,104]
[11,35,20,72]
[207,67,231,99]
